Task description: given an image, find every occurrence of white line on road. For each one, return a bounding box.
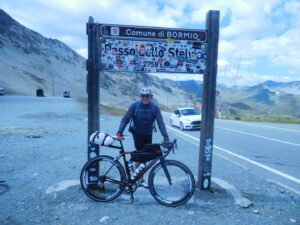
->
[232,121,300,133]
[166,125,300,186]
[167,125,249,170]
[215,126,300,147]
[214,152,248,170]
[214,145,300,185]
[163,111,300,146]
[265,179,300,195]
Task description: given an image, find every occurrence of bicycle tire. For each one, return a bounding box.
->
[148,160,195,207]
[80,155,126,202]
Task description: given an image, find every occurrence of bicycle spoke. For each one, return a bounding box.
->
[80,157,125,202]
[154,169,191,200]
[149,160,195,207]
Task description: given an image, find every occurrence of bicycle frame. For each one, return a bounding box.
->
[81,137,197,206]
[101,139,173,186]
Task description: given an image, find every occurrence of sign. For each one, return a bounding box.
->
[86,11,219,191]
[100,24,207,42]
[100,38,206,73]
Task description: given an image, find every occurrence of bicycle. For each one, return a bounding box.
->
[80,132,195,207]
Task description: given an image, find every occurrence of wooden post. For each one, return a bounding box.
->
[198,10,220,190]
[86,17,100,184]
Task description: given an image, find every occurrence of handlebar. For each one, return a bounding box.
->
[161,139,177,156]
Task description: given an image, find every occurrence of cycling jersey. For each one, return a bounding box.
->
[117,101,169,139]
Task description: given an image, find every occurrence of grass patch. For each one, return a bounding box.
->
[76,98,126,116]
[223,114,300,124]
[100,105,126,116]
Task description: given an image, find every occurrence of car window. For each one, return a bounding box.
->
[180,109,200,116]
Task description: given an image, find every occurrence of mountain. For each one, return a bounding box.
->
[0,9,199,110]
[0,9,299,118]
[249,80,300,95]
[216,81,300,118]
[99,72,200,110]
[168,79,203,98]
[0,9,86,97]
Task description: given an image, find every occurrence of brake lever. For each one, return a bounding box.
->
[173,139,178,154]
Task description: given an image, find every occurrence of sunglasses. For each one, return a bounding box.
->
[141,95,151,98]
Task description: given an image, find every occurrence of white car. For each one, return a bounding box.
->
[170,108,201,130]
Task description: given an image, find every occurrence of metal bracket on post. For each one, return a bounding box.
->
[198,10,220,190]
[86,17,100,184]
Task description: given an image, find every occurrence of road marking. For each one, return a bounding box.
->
[163,111,300,146]
[214,145,300,185]
[265,179,300,195]
[214,152,248,170]
[226,120,300,133]
[215,126,300,147]
[167,125,199,142]
[166,125,300,186]
[167,127,248,170]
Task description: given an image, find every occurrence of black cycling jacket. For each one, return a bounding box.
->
[117,101,169,139]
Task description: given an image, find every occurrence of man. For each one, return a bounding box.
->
[116,87,169,188]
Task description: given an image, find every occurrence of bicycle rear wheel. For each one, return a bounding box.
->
[80,155,126,202]
[148,160,195,207]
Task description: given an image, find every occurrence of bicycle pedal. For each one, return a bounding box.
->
[130,192,134,203]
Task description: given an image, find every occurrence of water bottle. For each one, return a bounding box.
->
[132,163,146,179]
[128,159,135,177]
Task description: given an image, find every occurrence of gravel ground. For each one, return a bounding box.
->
[0,96,299,225]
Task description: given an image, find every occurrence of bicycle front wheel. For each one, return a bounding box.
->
[148,160,195,207]
[80,156,126,202]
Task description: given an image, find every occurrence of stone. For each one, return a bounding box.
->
[99,216,110,223]
[188,211,195,215]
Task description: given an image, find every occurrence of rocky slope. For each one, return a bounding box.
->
[0,8,299,117]
[0,9,86,97]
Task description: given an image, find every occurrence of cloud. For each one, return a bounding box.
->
[251,28,300,72]
[1,0,300,86]
[76,48,88,58]
[217,69,298,87]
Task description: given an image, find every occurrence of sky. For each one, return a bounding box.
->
[1,0,300,86]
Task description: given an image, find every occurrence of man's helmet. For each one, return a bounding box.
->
[89,131,114,146]
[140,87,153,96]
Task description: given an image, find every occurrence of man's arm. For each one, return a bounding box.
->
[155,105,169,140]
[117,103,135,134]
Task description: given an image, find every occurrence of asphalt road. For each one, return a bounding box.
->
[161,112,300,195]
[0,96,299,225]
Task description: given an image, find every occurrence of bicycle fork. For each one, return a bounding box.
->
[160,158,172,185]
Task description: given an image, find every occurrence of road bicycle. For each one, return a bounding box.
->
[80,133,195,207]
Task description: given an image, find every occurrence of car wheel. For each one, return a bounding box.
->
[180,122,184,131]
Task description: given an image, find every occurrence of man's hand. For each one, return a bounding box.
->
[115,133,123,140]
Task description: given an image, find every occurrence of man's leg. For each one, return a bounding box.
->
[137,134,152,188]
